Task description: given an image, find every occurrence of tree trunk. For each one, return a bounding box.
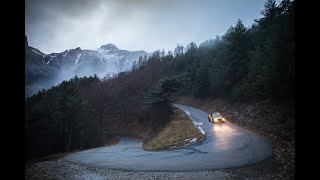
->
[66,128,73,152]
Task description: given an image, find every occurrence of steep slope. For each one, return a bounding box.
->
[25,36,57,96]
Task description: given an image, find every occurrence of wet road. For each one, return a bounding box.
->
[64,104,272,171]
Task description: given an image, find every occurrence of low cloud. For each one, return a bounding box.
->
[26,0,265,54]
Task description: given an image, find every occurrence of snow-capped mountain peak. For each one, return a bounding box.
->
[99,43,119,51]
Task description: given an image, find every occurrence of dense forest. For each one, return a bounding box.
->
[25,0,294,159]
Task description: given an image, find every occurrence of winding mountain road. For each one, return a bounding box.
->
[64,104,272,171]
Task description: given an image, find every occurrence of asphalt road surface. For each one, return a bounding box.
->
[64,104,272,171]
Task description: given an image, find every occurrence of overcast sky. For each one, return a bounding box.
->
[25,0,267,54]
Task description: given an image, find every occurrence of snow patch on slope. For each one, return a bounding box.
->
[185,138,197,143]
[176,108,205,136]
[96,48,110,54]
[182,138,198,147]
[47,54,58,65]
[62,51,68,57]
[32,49,45,58]
[117,60,120,72]
[75,53,82,66]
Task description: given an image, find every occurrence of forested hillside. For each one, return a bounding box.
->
[25,0,294,159]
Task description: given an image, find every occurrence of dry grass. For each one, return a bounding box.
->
[143,108,205,151]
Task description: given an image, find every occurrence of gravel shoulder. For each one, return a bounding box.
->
[26,158,289,180]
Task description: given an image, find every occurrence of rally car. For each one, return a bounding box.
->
[208,112,226,124]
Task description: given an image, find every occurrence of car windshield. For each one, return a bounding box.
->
[212,113,221,117]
